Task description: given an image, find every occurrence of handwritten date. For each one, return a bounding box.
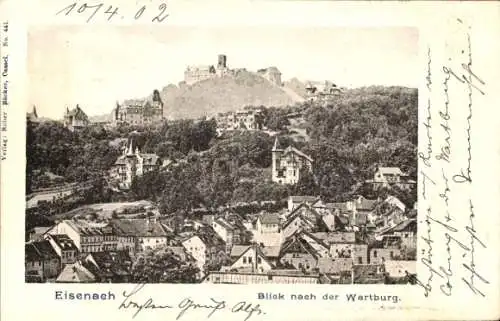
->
[56,2,168,23]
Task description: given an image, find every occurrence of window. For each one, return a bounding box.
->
[248,257,252,264]
[373,250,378,258]
[390,251,394,259]
[257,257,262,264]
[243,257,247,264]
[358,257,363,264]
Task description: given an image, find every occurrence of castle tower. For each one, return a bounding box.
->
[217,54,227,69]
[271,137,283,183]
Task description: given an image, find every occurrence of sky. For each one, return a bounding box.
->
[28,26,418,118]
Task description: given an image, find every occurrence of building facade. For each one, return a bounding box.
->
[49,220,117,253]
[271,137,313,185]
[369,166,416,190]
[215,109,264,131]
[184,54,231,85]
[111,140,163,190]
[63,105,89,131]
[44,234,78,266]
[25,241,61,282]
[113,90,164,126]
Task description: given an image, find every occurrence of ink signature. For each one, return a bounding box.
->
[118,282,266,320]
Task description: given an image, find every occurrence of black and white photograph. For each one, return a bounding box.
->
[25,26,418,284]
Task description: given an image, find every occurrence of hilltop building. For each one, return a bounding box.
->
[215,108,264,131]
[63,105,89,131]
[111,139,163,190]
[305,81,342,104]
[184,54,283,87]
[112,90,164,126]
[184,54,231,85]
[271,137,313,185]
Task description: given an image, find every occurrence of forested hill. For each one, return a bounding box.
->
[154,70,303,119]
[26,85,417,213]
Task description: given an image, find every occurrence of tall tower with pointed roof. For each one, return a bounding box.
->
[271,137,284,184]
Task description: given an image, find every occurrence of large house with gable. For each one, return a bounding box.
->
[271,137,313,185]
[111,139,163,190]
[63,105,89,131]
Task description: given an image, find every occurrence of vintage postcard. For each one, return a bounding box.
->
[1,0,499,320]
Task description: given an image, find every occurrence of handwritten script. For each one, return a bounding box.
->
[118,283,266,321]
[416,18,489,299]
[56,1,169,23]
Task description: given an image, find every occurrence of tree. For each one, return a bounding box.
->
[294,166,319,196]
[131,247,200,283]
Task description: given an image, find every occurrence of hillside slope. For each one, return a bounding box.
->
[157,70,303,119]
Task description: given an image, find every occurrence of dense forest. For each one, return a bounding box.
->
[26,86,417,218]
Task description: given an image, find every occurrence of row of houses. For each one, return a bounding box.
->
[213,108,265,132]
[179,194,417,284]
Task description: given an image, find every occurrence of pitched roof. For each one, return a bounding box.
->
[289,202,321,217]
[29,226,52,238]
[321,214,336,232]
[47,234,78,251]
[283,146,313,163]
[88,251,132,267]
[111,219,169,237]
[114,156,127,165]
[282,212,316,230]
[25,240,59,261]
[56,262,96,283]
[317,258,353,274]
[141,153,160,166]
[272,137,283,151]
[325,202,349,212]
[230,245,250,258]
[258,213,280,225]
[64,220,112,236]
[261,246,281,258]
[214,218,236,230]
[311,232,356,244]
[65,105,89,120]
[354,197,378,211]
[232,244,274,268]
[385,196,406,212]
[378,167,404,175]
[381,219,417,234]
[289,196,319,203]
[85,251,133,277]
[185,231,225,248]
[280,231,325,260]
[384,260,416,276]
